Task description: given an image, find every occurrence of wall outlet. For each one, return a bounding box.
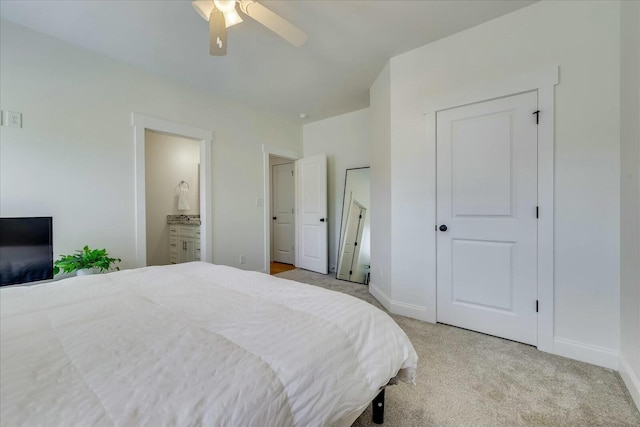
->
[5,111,22,128]
[239,254,246,265]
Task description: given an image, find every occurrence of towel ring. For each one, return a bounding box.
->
[179,180,190,189]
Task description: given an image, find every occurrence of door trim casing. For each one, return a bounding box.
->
[132,113,213,267]
[262,144,301,273]
[424,66,558,354]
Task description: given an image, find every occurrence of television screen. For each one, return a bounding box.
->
[0,217,53,287]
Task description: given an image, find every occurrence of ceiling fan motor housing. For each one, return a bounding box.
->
[194,0,308,56]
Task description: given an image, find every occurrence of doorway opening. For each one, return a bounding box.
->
[133,114,212,267]
[270,156,296,272]
[263,145,300,273]
[262,145,328,275]
[145,130,201,266]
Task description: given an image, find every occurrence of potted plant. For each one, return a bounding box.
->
[54,246,121,276]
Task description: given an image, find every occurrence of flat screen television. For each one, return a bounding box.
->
[0,217,53,287]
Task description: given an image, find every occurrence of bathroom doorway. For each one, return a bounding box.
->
[145,130,201,266]
[133,114,212,267]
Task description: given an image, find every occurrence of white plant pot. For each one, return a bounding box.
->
[76,268,99,276]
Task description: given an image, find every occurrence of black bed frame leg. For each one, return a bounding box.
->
[372,389,385,424]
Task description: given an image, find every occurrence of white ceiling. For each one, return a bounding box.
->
[0,0,537,121]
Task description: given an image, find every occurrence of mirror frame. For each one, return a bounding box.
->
[336,166,370,284]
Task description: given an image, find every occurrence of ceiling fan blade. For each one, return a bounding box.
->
[209,8,227,56]
[193,1,214,21]
[239,0,307,47]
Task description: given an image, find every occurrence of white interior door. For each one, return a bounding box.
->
[297,154,328,274]
[436,91,538,345]
[272,163,295,264]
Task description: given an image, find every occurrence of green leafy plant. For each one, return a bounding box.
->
[53,246,121,275]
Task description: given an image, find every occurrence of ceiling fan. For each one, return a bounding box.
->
[192,0,308,56]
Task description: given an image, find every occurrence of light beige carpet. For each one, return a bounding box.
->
[275,269,640,427]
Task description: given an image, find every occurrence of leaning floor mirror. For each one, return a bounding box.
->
[337,167,370,284]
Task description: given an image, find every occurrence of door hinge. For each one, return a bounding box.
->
[359,215,362,219]
[536,206,539,219]
[354,242,358,246]
[533,110,540,125]
[536,300,539,313]
[349,270,352,275]
[291,170,294,176]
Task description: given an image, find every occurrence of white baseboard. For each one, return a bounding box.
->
[369,283,391,308]
[369,283,431,322]
[370,288,620,371]
[619,354,640,411]
[389,299,430,321]
[552,337,618,370]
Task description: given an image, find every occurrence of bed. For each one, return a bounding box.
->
[0,262,417,427]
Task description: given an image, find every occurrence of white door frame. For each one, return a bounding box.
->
[424,66,558,353]
[262,144,301,273]
[133,113,213,267]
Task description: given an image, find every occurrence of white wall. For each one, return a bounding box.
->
[369,63,392,300]
[0,21,301,272]
[145,131,200,266]
[619,0,640,409]
[371,0,622,368]
[302,108,370,272]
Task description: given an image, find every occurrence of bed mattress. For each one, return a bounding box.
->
[1,262,417,427]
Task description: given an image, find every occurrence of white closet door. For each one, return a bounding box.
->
[297,154,328,274]
[436,91,538,345]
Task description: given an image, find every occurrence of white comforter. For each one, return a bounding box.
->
[1,262,417,427]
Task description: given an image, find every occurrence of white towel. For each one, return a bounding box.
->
[178,184,190,211]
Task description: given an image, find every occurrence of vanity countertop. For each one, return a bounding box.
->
[167,214,201,225]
